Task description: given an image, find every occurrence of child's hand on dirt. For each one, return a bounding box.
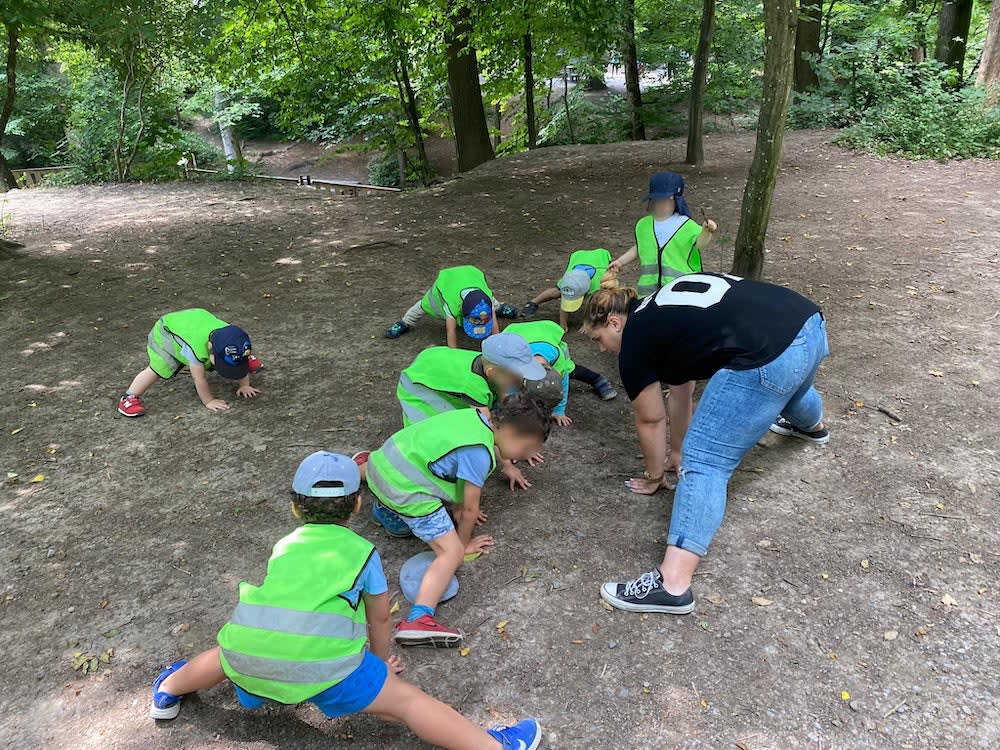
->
[477,510,488,525]
[704,219,718,233]
[503,464,532,491]
[526,452,545,467]
[206,399,230,412]
[237,384,260,399]
[387,655,405,674]
[465,535,495,555]
[553,414,573,427]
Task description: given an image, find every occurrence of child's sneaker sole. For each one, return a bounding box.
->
[150,703,181,720]
[117,407,145,417]
[393,632,463,648]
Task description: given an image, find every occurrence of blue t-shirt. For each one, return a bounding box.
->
[340,550,388,608]
[428,413,493,488]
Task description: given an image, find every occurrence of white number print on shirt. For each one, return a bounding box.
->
[637,273,743,311]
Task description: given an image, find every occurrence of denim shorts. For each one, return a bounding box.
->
[233,649,388,719]
[375,501,455,543]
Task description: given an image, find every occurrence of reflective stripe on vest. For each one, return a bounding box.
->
[423,286,448,318]
[397,373,464,426]
[147,320,179,364]
[221,648,365,685]
[229,601,367,640]
[369,436,450,505]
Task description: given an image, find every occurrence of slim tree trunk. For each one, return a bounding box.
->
[793,0,823,91]
[0,21,20,190]
[935,0,974,79]
[621,0,646,140]
[394,57,430,183]
[686,0,716,166]
[523,24,537,149]
[562,70,575,143]
[976,0,1000,102]
[732,0,797,280]
[214,89,242,173]
[444,1,494,172]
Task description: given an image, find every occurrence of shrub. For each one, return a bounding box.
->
[368,152,401,187]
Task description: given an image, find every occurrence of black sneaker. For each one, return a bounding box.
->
[768,417,830,444]
[593,375,618,401]
[495,303,519,319]
[519,301,539,318]
[600,568,695,614]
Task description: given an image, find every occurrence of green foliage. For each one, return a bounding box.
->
[368,152,401,187]
[538,89,631,145]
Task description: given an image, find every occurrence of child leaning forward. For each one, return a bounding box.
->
[149,451,541,750]
[356,394,552,647]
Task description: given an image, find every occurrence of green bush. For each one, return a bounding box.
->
[538,89,631,146]
[368,152,401,187]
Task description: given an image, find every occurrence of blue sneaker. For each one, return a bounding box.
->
[488,718,542,750]
[385,320,411,339]
[150,659,187,719]
[372,501,414,538]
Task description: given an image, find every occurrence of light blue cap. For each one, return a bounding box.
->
[481,333,547,381]
[291,451,361,497]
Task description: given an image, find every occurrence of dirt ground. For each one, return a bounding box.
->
[1,130,998,750]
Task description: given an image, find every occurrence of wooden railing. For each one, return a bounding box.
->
[12,166,75,188]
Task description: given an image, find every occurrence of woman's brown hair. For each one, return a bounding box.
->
[581,268,638,329]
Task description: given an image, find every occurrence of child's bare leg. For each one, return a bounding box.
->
[363,671,501,750]
[126,367,159,396]
[531,287,560,306]
[415,531,464,609]
[160,647,227,695]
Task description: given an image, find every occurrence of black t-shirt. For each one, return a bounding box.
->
[618,273,821,399]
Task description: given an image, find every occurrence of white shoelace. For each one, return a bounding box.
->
[622,570,661,599]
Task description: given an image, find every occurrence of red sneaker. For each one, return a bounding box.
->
[247,355,264,374]
[117,393,146,417]
[393,615,462,648]
[351,451,370,467]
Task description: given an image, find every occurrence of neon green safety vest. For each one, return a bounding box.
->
[397,347,496,427]
[502,321,575,376]
[420,266,493,320]
[635,215,703,297]
[563,248,612,295]
[217,524,374,704]
[146,308,229,377]
[367,409,497,518]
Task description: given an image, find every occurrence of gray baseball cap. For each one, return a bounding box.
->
[558,268,592,312]
[291,451,361,497]
[481,333,547,381]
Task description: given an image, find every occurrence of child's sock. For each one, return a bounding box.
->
[406,604,435,622]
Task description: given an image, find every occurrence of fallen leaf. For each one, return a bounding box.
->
[30,474,45,483]
[820,573,830,580]
[459,646,471,657]
[6,472,18,480]
[756,539,773,548]
[496,619,509,632]
[389,600,400,615]
[969,552,983,564]
[11,427,23,435]
[928,370,944,377]
[860,559,871,570]
[969,380,979,386]
[883,630,898,641]
[854,400,864,408]
[98,597,109,609]
[841,690,851,701]
[700,698,709,708]
[600,600,614,612]
[704,593,723,605]
[751,595,773,607]
[940,593,957,607]
[570,639,585,645]
[171,622,190,635]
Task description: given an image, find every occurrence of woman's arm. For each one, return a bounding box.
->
[633,381,668,480]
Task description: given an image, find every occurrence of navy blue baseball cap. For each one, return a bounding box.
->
[645,172,691,216]
[209,325,252,380]
[461,290,494,340]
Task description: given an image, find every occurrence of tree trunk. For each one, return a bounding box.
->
[621,0,646,140]
[444,1,494,172]
[732,0,797,280]
[935,0,974,79]
[562,70,575,143]
[394,57,430,183]
[0,21,20,190]
[793,0,823,91]
[214,89,242,173]
[976,0,1000,102]
[686,0,716,166]
[523,25,537,149]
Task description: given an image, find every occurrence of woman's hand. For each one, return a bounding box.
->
[465,535,495,555]
[625,475,668,495]
[553,414,573,427]
[237,384,260,399]
[386,655,405,674]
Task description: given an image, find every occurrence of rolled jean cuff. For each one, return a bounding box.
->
[666,532,708,557]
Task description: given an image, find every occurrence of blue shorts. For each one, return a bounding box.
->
[233,649,388,719]
[376,502,455,543]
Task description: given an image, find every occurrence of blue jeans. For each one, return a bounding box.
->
[668,313,829,556]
